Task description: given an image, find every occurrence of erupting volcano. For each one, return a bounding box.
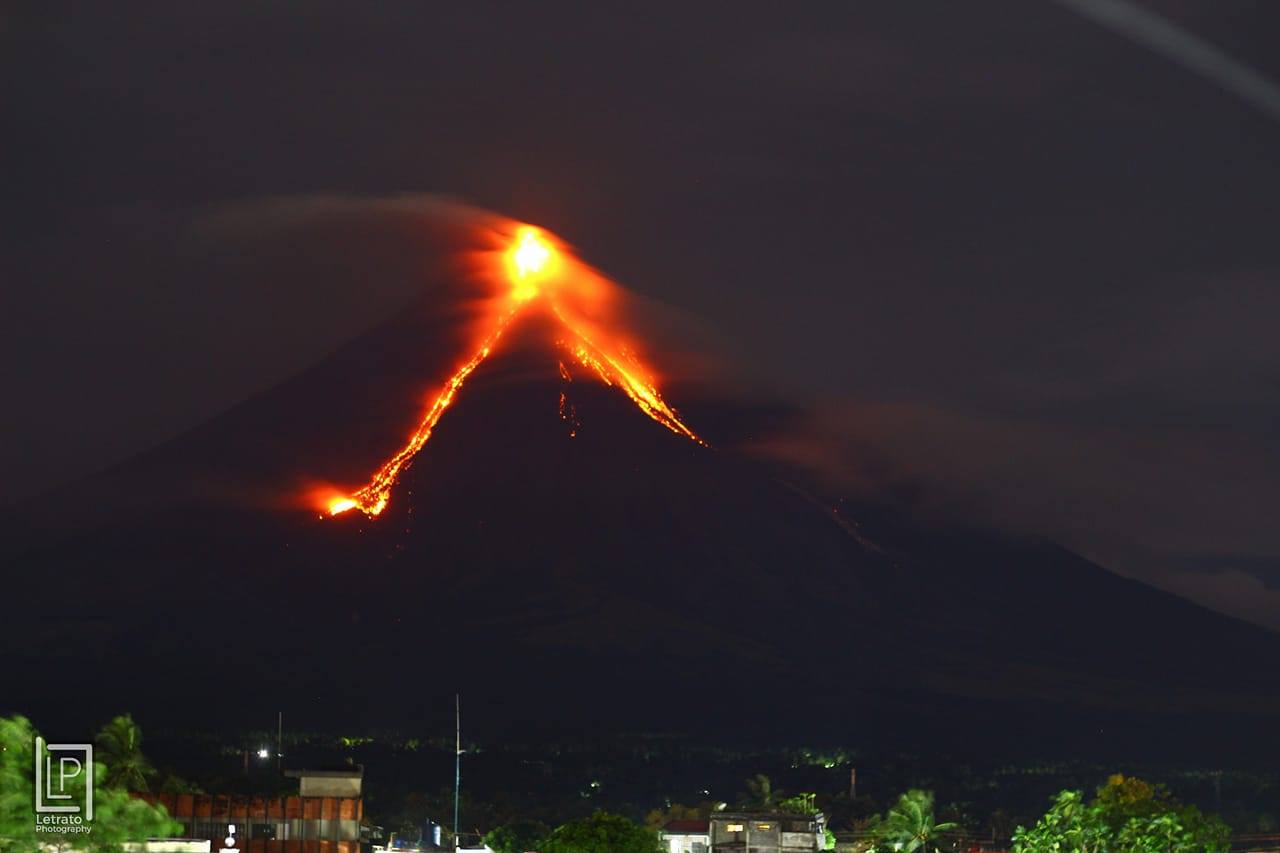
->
[317,224,705,518]
[8,198,1280,753]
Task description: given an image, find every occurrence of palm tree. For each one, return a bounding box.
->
[740,774,783,809]
[875,789,957,853]
[95,714,155,791]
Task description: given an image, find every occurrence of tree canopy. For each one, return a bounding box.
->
[538,811,662,853]
[738,774,784,810]
[1,715,179,853]
[1013,774,1231,853]
[868,789,958,853]
[777,792,820,815]
[94,715,156,793]
[482,818,550,853]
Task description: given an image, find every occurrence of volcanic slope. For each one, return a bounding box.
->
[5,294,1280,757]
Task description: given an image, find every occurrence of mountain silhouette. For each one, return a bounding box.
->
[5,291,1279,760]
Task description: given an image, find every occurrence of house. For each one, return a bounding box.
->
[661,818,711,853]
[136,768,364,853]
[707,812,827,852]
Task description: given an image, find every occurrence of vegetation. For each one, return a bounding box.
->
[738,773,783,809]
[483,818,550,853]
[95,714,156,792]
[778,792,820,814]
[538,811,662,853]
[643,801,723,829]
[3,715,1256,853]
[867,789,959,852]
[1013,774,1231,853]
[0,715,179,853]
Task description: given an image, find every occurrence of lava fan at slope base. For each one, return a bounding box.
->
[316,223,705,518]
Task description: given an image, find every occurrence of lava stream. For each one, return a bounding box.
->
[321,224,704,518]
[325,308,519,517]
[554,304,704,445]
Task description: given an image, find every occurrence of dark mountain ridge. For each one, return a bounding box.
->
[5,295,1279,760]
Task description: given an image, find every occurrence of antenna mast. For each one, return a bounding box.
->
[453,694,461,850]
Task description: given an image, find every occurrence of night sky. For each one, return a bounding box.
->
[4,2,1279,629]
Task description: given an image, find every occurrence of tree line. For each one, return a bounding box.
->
[0,715,1236,853]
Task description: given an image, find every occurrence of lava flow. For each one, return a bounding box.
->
[317,223,705,518]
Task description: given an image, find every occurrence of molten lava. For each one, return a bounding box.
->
[508,226,556,296]
[320,223,704,518]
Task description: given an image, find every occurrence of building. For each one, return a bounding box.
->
[137,769,364,853]
[124,842,212,853]
[284,769,363,799]
[661,819,711,853]
[707,812,827,852]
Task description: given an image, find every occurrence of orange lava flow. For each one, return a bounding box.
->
[554,304,704,445]
[326,308,519,517]
[321,224,704,518]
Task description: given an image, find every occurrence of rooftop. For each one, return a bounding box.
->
[711,812,825,822]
[284,767,364,778]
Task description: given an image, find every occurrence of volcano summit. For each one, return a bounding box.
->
[314,224,704,519]
[4,216,1280,760]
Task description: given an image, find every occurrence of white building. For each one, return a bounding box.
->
[661,819,710,853]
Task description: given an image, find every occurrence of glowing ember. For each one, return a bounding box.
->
[320,222,704,518]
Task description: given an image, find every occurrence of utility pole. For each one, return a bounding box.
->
[277,711,284,772]
[849,767,857,800]
[453,694,461,851]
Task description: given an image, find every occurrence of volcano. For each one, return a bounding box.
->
[5,229,1280,760]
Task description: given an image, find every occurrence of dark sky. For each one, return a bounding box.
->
[4,1,1280,629]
